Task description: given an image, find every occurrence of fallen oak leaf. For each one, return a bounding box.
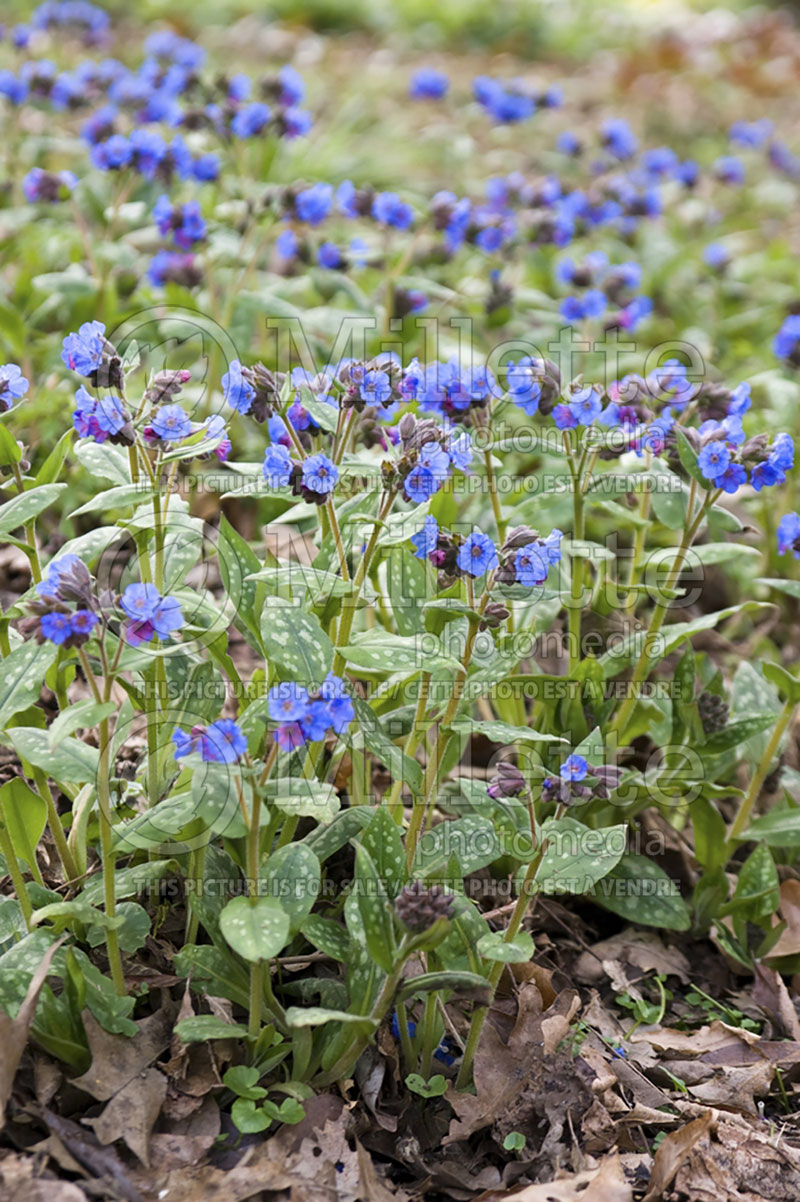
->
[84,1065,167,1167]
[71,1004,175,1101]
[642,1109,715,1202]
[476,1153,633,1202]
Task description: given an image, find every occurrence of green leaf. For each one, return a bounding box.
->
[34,429,73,487]
[298,387,338,433]
[0,778,47,872]
[724,843,779,922]
[342,631,459,674]
[220,896,290,963]
[589,854,691,930]
[260,598,333,687]
[48,700,115,750]
[358,805,407,898]
[6,727,99,784]
[739,808,800,846]
[174,1016,250,1042]
[762,662,800,705]
[702,714,777,755]
[353,844,395,973]
[395,970,490,1003]
[534,817,626,894]
[675,427,708,487]
[448,718,567,746]
[266,777,341,824]
[405,1072,447,1098]
[476,930,534,963]
[74,440,130,485]
[260,843,320,934]
[231,1098,271,1133]
[225,1065,267,1099]
[284,1006,376,1028]
[413,815,500,877]
[68,484,153,518]
[301,915,351,961]
[0,484,67,537]
[0,642,58,729]
[349,697,423,796]
[600,602,770,677]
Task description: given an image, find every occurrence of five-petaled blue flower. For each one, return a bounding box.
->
[263,444,294,487]
[457,532,498,577]
[0,363,30,411]
[302,453,338,495]
[560,754,589,782]
[777,512,800,558]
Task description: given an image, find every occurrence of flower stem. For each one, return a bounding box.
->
[98,715,126,996]
[727,698,795,848]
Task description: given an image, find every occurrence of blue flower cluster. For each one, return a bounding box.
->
[267,676,354,752]
[173,719,247,763]
[120,583,184,646]
[0,363,30,412]
[410,519,562,588]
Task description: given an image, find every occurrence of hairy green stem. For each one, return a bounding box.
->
[727,698,795,848]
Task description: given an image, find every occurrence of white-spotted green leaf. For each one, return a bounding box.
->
[358,805,407,898]
[476,930,534,964]
[284,1006,377,1028]
[0,484,67,536]
[354,844,395,973]
[266,777,341,824]
[260,843,320,933]
[413,815,500,877]
[220,896,290,963]
[175,1015,250,1042]
[6,727,99,784]
[448,719,567,746]
[48,700,116,750]
[589,853,691,930]
[0,641,58,729]
[533,817,627,894]
[260,598,332,687]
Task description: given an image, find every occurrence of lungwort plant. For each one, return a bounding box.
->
[2,0,800,1139]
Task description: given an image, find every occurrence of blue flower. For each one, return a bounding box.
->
[778,513,800,558]
[372,192,413,229]
[419,442,450,484]
[296,183,333,226]
[473,76,535,124]
[0,363,29,411]
[601,119,637,160]
[317,241,342,269]
[172,719,247,763]
[458,532,498,577]
[411,515,439,559]
[409,68,449,99]
[231,101,271,138]
[360,370,392,407]
[774,315,800,362]
[515,545,549,587]
[40,612,74,645]
[37,554,85,600]
[404,465,438,503]
[120,583,161,622]
[193,152,220,182]
[120,584,184,645]
[153,195,206,249]
[729,119,772,147]
[223,360,256,414]
[751,433,794,491]
[89,134,132,171]
[560,753,589,782]
[301,453,338,495]
[276,228,299,260]
[61,321,106,376]
[320,673,354,733]
[69,610,99,637]
[714,155,745,184]
[568,386,604,426]
[557,130,581,155]
[728,383,751,417]
[268,682,310,722]
[73,387,128,442]
[447,431,473,472]
[22,168,76,203]
[703,242,729,270]
[263,444,294,487]
[698,442,731,482]
[151,404,192,442]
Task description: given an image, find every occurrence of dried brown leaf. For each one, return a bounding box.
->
[642,1109,715,1202]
